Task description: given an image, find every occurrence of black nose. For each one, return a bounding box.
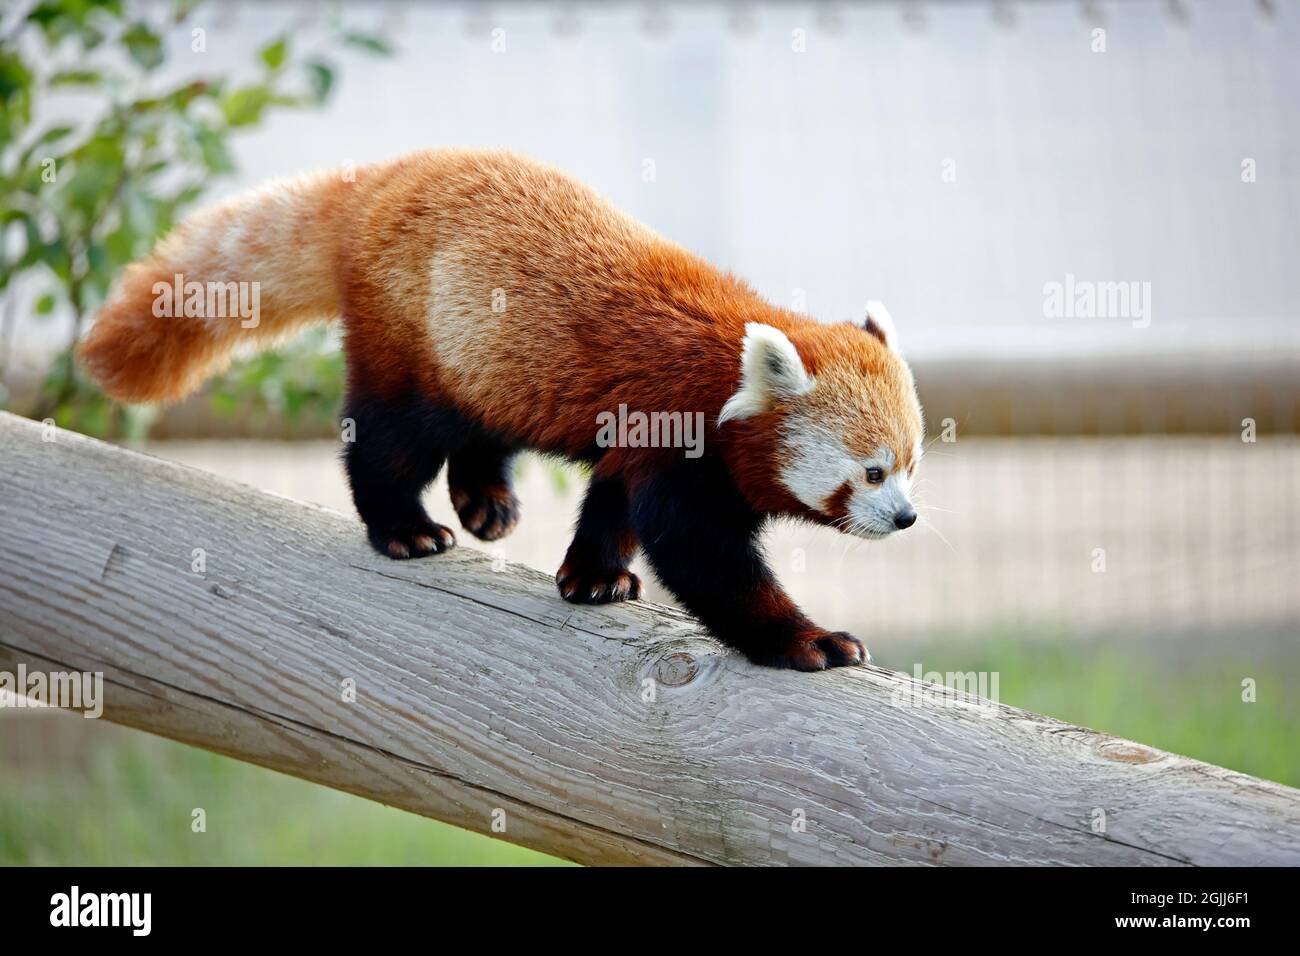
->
[894,510,917,530]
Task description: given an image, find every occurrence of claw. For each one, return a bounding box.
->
[556,564,642,605]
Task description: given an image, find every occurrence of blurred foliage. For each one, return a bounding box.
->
[874,628,1300,789]
[0,0,390,437]
[0,723,569,865]
[514,452,588,498]
[208,327,346,432]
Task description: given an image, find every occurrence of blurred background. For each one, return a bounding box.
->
[1,0,1297,865]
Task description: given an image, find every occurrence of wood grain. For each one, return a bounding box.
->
[1,411,1297,866]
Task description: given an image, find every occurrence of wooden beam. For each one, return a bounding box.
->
[1,410,1297,865]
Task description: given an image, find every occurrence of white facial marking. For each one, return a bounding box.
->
[867,447,896,472]
[846,445,915,539]
[780,426,859,512]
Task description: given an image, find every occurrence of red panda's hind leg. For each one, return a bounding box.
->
[447,440,522,542]
[556,476,642,604]
[342,392,459,560]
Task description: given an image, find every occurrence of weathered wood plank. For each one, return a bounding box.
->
[1,410,1297,865]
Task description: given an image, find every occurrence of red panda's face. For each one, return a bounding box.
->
[719,304,924,537]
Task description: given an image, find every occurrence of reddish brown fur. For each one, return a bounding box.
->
[823,481,855,522]
[80,149,917,522]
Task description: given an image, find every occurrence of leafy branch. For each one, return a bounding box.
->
[0,0,391,436]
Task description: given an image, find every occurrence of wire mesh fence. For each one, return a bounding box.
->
[774,435,1300,641]
[147,432,1300,644]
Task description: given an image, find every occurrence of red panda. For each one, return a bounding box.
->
[78,149,925,671]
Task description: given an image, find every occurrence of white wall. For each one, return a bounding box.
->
[12,0,1300,364]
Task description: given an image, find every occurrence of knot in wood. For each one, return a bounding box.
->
[1096,740,1159,764]
[655,651,698,687]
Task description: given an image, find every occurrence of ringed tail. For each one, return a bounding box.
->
[77,169,352,404]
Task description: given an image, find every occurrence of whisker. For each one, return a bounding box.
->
[920,514,957,555]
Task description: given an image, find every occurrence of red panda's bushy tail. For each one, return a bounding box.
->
[78,170,351,404]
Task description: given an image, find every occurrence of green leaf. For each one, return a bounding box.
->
[341,32,394,56]
[305,61,334,103]
[18,124,77,168]
[97,0,128,19]
[193,125,235,173]
[25,2,66,41]
[103,223,138,266]
[260,36,289,71]
[49,70,104,87]
[31,124,76,145]
[80,26,107,51]
[122,22,165,71]
[220,85,272,127]
[19,234,72,282]
[0,50,33,103]
[123,183,161,239]
[64,134,126,215]
[163,182,206,216]
[171,0,205,20]
[0,49,34,144]
[4,0,377,438]
[85,243,112,294]
[137,79,210,113]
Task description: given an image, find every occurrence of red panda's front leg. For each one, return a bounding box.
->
[556,476,642,604]
[628,459,868,671]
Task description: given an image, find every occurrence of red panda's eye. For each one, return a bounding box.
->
[866,467,884,484]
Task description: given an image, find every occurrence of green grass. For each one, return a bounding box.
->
[2,630,1295,864]
[875,628,1299,789]
[0,727,567,866]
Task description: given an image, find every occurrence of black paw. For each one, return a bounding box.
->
[367,517,456,560]
[750,631,870,672]
[450,484,520,542]
[556,564,642,604]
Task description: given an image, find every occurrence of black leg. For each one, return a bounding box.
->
[556,475,642,604]
[342,393,462,560]
[628,458,867,671]
[447,439,521,541]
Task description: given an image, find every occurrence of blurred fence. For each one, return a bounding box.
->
[916,355,1300,436]
[130,350,1300,440]
[150,433,1300,644]
[779,435,1300,641]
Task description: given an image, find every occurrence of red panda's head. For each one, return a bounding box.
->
[718,302,924,538]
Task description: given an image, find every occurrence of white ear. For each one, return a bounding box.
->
[864,300,901,353]
[718,323,814,424]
